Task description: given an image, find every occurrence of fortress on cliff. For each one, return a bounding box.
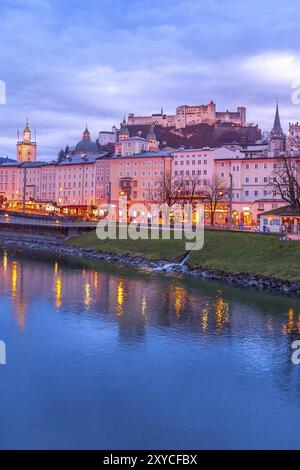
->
[127,101,246,129]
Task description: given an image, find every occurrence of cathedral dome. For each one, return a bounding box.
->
[74,126,100,154]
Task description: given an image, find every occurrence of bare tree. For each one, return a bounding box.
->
[176,173,201,206]
[269,156,300,208]
[151,171,181,207]
[200,174,226,226]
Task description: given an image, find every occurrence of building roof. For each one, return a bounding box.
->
[0,161,21,167]
[260,205,300,217]
[21,161,47,168]
[240,145,268,151]
[58,153,108,166]
[127,136,148,142]
[214,155,299,162]
[171,147,216,153]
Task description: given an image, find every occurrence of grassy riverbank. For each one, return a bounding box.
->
[67,229,300,281]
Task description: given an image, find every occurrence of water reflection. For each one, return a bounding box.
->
[282,307,300,335]
[1,249,300,449]
[0,249,298,344]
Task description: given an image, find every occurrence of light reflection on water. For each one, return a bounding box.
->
[0,248,300,450]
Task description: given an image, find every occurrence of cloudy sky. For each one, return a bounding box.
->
[1,0,300,160]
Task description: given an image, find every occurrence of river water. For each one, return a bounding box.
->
[0,248,299,449]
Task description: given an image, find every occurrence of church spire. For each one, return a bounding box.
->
[269,100,285,155]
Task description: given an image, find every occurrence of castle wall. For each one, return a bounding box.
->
[128,103,246,129]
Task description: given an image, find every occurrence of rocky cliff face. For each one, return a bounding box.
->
[127,122,261,149]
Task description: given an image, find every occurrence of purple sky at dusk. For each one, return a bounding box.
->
[1,0,300,160]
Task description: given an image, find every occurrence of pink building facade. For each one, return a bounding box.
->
[0,147,293,225]
[110,151,173,220]
[214,156,292,225]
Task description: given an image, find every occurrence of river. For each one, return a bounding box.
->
[0,248,299,449]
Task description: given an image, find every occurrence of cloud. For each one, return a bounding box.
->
[243,52,300,84]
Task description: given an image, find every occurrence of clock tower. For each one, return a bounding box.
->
[17,119,37,162]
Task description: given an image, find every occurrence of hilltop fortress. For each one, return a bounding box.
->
[128,101,246,129]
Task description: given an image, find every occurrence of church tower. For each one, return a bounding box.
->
[268,102,285,156]
[119,117,129,141]
[17,119,37,162]
[147,125,159,151]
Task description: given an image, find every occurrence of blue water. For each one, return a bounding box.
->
[0,248,299,450]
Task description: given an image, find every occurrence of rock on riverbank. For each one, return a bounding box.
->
[0,236,299,296]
